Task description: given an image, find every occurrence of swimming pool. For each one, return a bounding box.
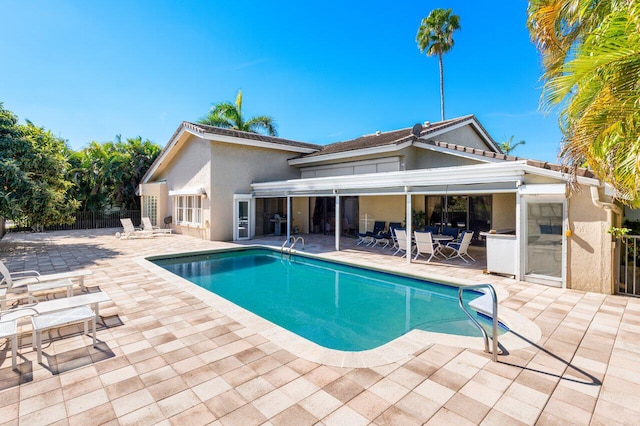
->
[152,248,505,351]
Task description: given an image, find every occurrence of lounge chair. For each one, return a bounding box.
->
[445,231,475,262]
[0,261,91,308]
[142,217,173,236]
[413,231,442,262]
[0,307,38,370]
[356,221,386,246]
[117,218,153,239]
[393,229,415,257]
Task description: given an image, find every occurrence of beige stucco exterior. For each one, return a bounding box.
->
[141,118,625,295]
[566,188,615,293]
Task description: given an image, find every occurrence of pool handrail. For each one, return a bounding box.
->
[458,284,499,362]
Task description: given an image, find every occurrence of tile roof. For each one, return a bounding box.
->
[303,115,476,157]
[183,121,322,151]
[423,140,596,178]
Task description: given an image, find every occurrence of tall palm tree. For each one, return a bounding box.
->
[416,8,461,122]
[198,90,277,136]
[528,1,640,205]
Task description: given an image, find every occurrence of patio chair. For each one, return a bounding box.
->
[423,225,439,234]
[445,231,475,263]
[392,229,415,257]
[142,217,173,236]
[0,261,91,307]
[413,231,442,262]
[357,221,387,246]
[441,226,460,240]
[0,307,38,370]
[117,218,153,239]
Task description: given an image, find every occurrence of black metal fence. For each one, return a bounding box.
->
[6,210,142,232]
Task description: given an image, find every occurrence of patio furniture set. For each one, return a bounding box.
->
[0,260,110,371]
[357,221,475,263]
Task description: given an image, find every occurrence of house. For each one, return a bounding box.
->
[139,115,622,294]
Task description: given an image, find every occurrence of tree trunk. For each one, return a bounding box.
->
[439,53,445,121]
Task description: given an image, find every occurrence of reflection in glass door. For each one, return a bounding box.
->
[237,200,250,239]
[525,202,563,280]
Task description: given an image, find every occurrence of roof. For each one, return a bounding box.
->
[181,121,322,151]
[302,115,491,158]
[422,140,596,179]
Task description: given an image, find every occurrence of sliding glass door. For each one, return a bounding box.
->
[524,200,565,285]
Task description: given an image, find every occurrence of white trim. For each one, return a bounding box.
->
[288,141,413,166]
[142,127,190,184]
[518,184,567,196]
[168,187,206,196]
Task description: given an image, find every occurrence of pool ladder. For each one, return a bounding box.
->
[281,236,305,256]
[458,284,500,362]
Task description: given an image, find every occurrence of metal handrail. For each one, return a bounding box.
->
[458,284,499,362]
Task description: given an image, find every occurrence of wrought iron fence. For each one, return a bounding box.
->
[619,235,640,297]
[6,210,141,232]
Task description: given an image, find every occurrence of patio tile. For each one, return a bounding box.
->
[269,404,317,426]
[157,389,200,418]
[298,390,343,420]
[347,389,391,421]
[375,405,422,425]
[168,403,216,426]
[322,405,369,426]
[67,402,117,426]
[218,402,267,426]
[204,389,247,418]
[323,376,365,404]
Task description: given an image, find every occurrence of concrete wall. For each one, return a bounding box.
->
[493,193,516,230]
[567,189,614,293]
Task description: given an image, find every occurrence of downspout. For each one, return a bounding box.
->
[590,185,622,294]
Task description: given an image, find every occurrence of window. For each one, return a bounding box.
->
[142,196,158,226]
[175,195,203,226]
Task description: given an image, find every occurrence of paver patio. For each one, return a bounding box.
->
[0,229,639,425]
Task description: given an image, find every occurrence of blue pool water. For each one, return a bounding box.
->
[152,248,505,351]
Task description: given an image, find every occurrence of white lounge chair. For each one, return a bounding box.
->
[393,229,415,257]
[0,307,38,370]
[413,231,442,262]
[32,306,97,365]
[142,217,172,236]
[0,261,91,308]
[445,231,475,262]
[117,218,153,239]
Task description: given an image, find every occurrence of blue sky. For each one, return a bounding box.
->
[1,1,562,162]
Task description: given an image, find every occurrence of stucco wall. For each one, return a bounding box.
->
[433,125,492,150]
[493,193,516,230]
[292,197,309,234]
[156,136,213,239]
[403,146,482,170]
[210,142,302,241]
[567,189,613,293]
[358,195,405,232]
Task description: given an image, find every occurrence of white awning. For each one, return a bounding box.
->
[168,187,206,196]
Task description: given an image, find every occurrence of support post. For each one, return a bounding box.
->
[286,196,291,242]
[406,191,412,263]
[335,194,341,251]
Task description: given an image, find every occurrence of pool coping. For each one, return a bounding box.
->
[136,245,541,367]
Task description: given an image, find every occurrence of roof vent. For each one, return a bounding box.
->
[375,130,381,136]
[424,121,430,127]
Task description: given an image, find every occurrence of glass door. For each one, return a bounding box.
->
[235,197,251,240]
[525,201,564,284]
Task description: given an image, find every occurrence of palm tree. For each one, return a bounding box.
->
[198,90,277,136]
[528,1,640,205]
[499,135,526,155]
[416,8,461,122]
